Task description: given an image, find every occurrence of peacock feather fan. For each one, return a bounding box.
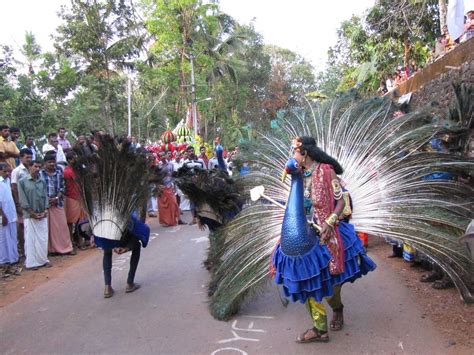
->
[174,166,243,219]
[208,90,474,320]
[72,135,150,245]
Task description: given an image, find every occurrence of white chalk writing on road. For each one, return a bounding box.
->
[211,348,248,355]
[212,315,274,354]
[191,236,209,244]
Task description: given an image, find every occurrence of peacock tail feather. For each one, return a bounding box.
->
[208,89,474,320]
[175,166,243,219]
[72,136,150,242]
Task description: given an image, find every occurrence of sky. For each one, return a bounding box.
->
[0,0,374,70]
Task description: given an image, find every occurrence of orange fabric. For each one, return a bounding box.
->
[357,232,369,247]
[48,205,73,254]
[158,187,179,226]
[65,196,86,224]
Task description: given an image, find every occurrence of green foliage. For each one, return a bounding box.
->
[0,46,19,124]
[54,0,145,134]
[0,0,318,147]
[318,0,441,95]
[14,75,49,136]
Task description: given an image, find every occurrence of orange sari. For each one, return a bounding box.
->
[158,187,179,226]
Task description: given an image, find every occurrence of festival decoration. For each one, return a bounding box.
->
[160,129,176,144]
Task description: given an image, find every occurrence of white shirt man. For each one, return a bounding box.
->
[172,157,184,171]
[183,157,205,170]
[42,142,66,166]
[11,163,29,187]
[208,156,219,170]
[21,145,36,160]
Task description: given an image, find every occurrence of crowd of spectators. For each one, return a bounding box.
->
[378,10,474,96]
[0,126,106,278]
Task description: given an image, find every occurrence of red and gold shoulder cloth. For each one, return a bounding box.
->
[312,163,345,275]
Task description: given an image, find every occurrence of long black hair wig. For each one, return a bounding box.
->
[298,136,344,175]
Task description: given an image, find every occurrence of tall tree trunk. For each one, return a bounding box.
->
[213,111,217,138]
[104,59,115,135]
[439,0,447,33]
[178,48,188,116]
[403,39,410,69]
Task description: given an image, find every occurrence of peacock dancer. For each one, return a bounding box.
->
[175,136,242,270]
[274,136,376,343]
[73,135,150,298]
[208,90,473,326]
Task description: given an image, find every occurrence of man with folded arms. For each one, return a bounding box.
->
[18,160,50,270]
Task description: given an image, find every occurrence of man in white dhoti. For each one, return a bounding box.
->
[0,163,19,276]
[11,148,33,259]
[18,160,50,270]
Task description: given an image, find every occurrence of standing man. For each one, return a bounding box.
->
[41,153,74,255]
[10,127,22,167]
[157,150,179,227]
[130,136,141,151]
[0,163,19,276]
[42,133,67,168]
[198,146,209,169]
[170,152,186,224]
[183,146,205,169]
[63,152,85,249]
[11,148,33,258]
[58,128,72,152]
[18,160,50,270]
[208,151,218,170]
[183,146,205,225]
[22,136,39,160]
[0,125,19,170]
[462,9,474,42]
[172,151,184,171]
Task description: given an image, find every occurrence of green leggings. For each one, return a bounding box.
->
[305,285,343,332]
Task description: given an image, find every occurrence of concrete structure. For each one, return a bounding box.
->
[392,37,474,110]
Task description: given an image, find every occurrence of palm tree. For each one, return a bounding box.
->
[21,32,42,76]
[438,0,447,31]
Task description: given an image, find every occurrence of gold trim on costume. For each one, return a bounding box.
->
[325,213,338,227]
[332,179,342,200]
[342,192,352,217]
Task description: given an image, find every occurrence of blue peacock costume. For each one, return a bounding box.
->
[272,138,375,337]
